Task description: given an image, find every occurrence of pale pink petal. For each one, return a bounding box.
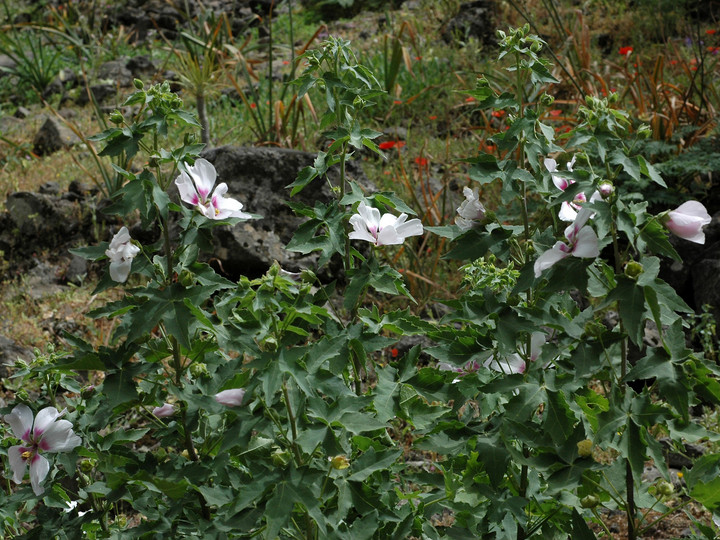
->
[32,407,61,438]
[8,445,27,483]
[29,454,50,496]
[39,419,81,453]
[394,217,424,239]
[534,242,570,277]
[174,171,200,206]
[558,201,578,222]
[4,404,34,441]
[571,227,600,258]
[215,389,246,407]
[152,403,175,418]
[666,201,712,244]
[187,158,217,199]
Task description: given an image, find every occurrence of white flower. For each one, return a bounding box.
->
[664,201,712,244]
[456,187,486,231]
[534,207,600,277]
[483,353,526,375]
[175,158,251,220]
[215,388,246,407]
[348,202,423,246]
[105,226,140,283]
[152,403,174,418]
[4,404,82,496]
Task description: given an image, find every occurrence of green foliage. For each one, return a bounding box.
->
[2,25,719,540]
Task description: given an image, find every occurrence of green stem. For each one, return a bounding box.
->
[637,497,692,536]
[282,380,303,465]
[591,508,614,538]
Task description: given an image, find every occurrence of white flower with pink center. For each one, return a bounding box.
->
[4,404,82,496]
[664,201,712,244]
[534,207,600,277]
[175,158,251,220]
[349,202,423,246]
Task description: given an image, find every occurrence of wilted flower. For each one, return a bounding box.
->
[534,207,600,277]
[215,388,246,407]
[4,404,82,496]
[152,403,174,418]
[175,158,251,220]
[456,187,486,231]
[105,226,140,283]
[663,201,712,244]
[349,202,423,246]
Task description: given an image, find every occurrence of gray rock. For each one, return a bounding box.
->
[441,0,496,46]
[0,334,32,378]
[32,115,81,156]
[98,60,134,87]
[198,145,372,278]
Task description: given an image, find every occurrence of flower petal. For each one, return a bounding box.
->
[534,242,570,277]
[39,418,81,453]
[188,158,217,199]
[394,217,424,240]
[215,389,246,407]
[33,407,61,438]
[4,404,34,441]
[571,227,600,258]
[109,259,132,283]
[8,445,28,483]
[174,171,200,206]
[29,454,50,496]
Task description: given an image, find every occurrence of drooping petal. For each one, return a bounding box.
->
[187,158,217,199]
[215,388,246,407]
[109,259,132,283]
[571,227,600,258]
[152,403,175,418]
[4,404,34,441]
[665,201,712,244]
[29,454,50,496]
[534,242,570,277]
[7,445,28,483]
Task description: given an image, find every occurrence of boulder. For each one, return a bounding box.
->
[32,115,82,156]
[199,145,372,278]
[441,0,497,46]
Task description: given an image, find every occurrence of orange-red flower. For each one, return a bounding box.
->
[619,46,633,55]
[415,157,428,166]
[491,110,505,118]
[549,109,562,117]
[707,29,717,35]
[379,141,406,150]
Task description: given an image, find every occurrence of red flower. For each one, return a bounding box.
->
[491,110,505,118]
[391,348,399,358]
[670,59,678,65]
[619,46,633,55]
[429,115,437,120]
[415,157,428,166]
[379,141,406,150]
[465,96,476,102]
[393,99,403,104]
[250,103,257,109]
[707,29,717,35]
[549,109,562,117]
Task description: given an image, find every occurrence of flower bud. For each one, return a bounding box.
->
[260,336,278,352]
[657,480,674,497]
[530,40,541,52]
[624,261,644,280]
[637,124,652,138]
[523,23,530,35]
[81,385,96,399]
[109,110,124,124]
[577,439,593,457]
[330,455,350,470]
[581,495,600,508]
[539,93,554,106]
[608,92,619,104]
[215,388,246,407]
[598,182,614,198]
[301,269,317,283]
[133,79,144,90]
[178,269,195,288]
[272,449,291,468]
[189,362,209,379]
[152,403,175,418]
[497,29,506,40]
[16,389,29,402]
[80,459,96,473]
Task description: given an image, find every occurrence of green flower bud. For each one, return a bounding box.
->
[330,455,350,470]
[133,79,144,90]
[608,92,619,104]
[178,269,195,288]
[80,459,95,473]
[637,124,652,138]
[115,515,127,528]
[189,362,209,379]
[657,480,674,497]
[271,449,291,468]
[300,269,317,283]
[16,389,29,402]
[523,23,530,35]
[624,261,644,280]
[577,439,593,457]
[539,93,554,107]
[109,110,124,125]
[260,336,278,352]
[81,385,95,399]
[580,495,600,508]
[530,40,541,52]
